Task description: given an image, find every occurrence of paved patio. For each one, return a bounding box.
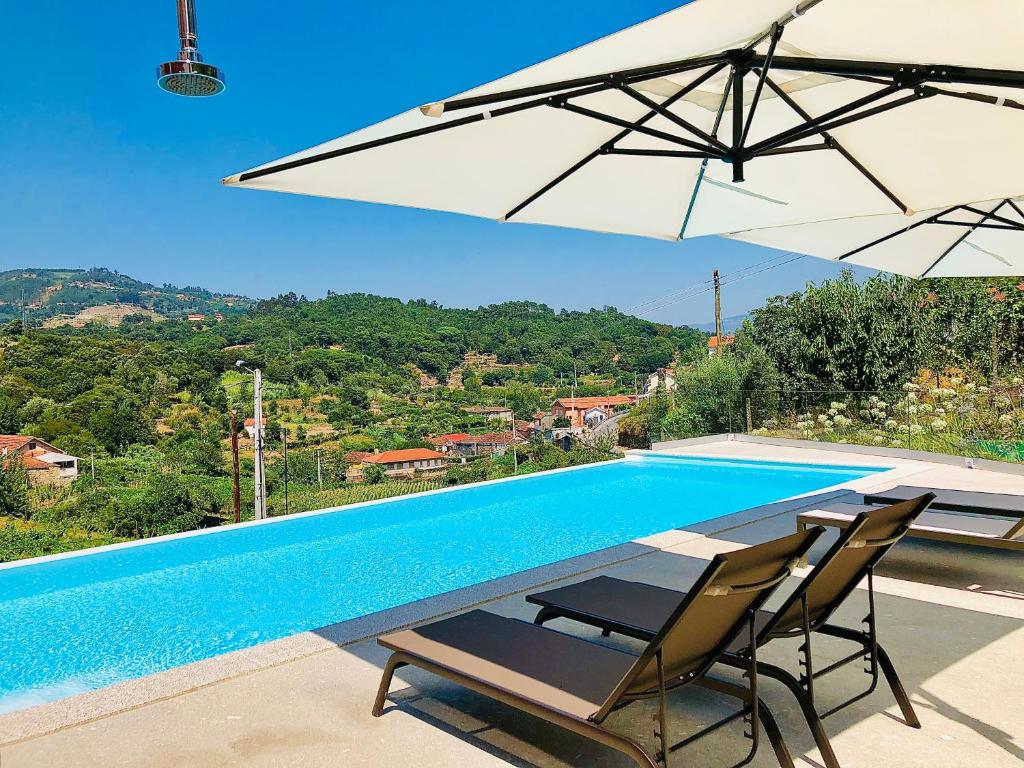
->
[2,441,1021,767]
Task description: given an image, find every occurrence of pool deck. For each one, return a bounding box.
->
[2,438,1022,767]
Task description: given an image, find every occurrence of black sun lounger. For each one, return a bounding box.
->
[373,527,822,768]
[801,499,1024,552]
[858,486,1024,547]
[527,495,934,768]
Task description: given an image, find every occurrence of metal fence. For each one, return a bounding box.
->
[658,382,1024,463]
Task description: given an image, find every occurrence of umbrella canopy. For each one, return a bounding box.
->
[726,197,1024,277]
[225,0,1024,271]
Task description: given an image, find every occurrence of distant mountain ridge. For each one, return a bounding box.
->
[0,268,253,326]
[694,314,750,334]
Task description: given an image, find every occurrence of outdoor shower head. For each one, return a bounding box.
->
[157,0,224,97]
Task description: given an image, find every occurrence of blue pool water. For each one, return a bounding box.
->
[0,455,880,713]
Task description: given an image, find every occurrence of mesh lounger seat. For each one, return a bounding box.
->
[373,528,822,768]
[528,495,934,768]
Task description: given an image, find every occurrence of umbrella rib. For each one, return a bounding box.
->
[920,201,1009,278]
[437,54,729,115]
[1005,199,1024,222]
[555,102,723,155]
[762,77,909,213]
[835,209,953,262]
[740,22,783,148]
[503,64,728,221]
[747,84,904,155]
[957,205,1024,230]
[932,221,1023,231]
[235,86,606,183]
[605,148,717,159]
[679,78,733,239]
[614,84,729,153]
[907,86,1024,112]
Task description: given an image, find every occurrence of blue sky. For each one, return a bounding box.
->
[0,1,871,326]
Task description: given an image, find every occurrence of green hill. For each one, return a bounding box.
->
[0,268,252,326]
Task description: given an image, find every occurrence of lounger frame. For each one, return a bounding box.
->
[531,495,934,768]
[374,529,822,768]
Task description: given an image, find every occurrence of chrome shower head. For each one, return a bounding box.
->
[157,0,225,97]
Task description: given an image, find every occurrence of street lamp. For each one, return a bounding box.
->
[157,0,225,97]
[235,361,267,519]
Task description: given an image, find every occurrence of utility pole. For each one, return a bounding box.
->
[510,408,518,472]
[253,367,267,520]
[713,269,723,355]
[230,410,241,524]
[282,427,290,516]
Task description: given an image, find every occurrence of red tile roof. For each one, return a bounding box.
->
[364,448,446,464]
[0,435,31,452]
[243,418,267,427]
[428,433,471,446]
[552,396,635,410]
[3,455,53,471]
[707,335,735,348]
[344,451,375,464]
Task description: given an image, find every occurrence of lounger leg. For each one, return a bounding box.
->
[533,606,562,626]
[693,675,797,768]
[875,642,921,728]
[816,624,920,728]
[722,657,841,768]
[757,699,797,768]
[372,653,409,717]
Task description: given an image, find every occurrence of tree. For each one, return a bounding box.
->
[363,464,386,484]
[0,395,20,434]
[0,457,29,518]
[748,271,927,393]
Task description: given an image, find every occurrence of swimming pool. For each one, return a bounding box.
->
[0,454,881,714]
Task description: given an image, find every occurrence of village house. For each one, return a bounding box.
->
[532,410,555,431]
[550,396,636,429]
[449,432,526,458]
[243,417,266,439]
[643,367,677,396]
[187,313,206,322]
[427,433,471,454]
[0,435,79,486]
[707,334,735,355]
[347,448,448,481]
[463,405,515,422]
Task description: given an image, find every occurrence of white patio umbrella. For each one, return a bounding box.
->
[225,0,1024,274]
[725,197,1024,277]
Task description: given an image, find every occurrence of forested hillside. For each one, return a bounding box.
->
[0,286,705,561]
[120,293,704,381]
[0,268,251,324]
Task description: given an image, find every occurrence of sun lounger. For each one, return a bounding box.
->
[373,528,823,768]
[799,500,1024,552]
[528,495,934,768]
[861,486,1024,545]
[864,485,1024,517]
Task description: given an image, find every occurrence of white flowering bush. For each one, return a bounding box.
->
[750,367,1023,462]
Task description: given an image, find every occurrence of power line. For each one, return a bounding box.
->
[630,252,807,317]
